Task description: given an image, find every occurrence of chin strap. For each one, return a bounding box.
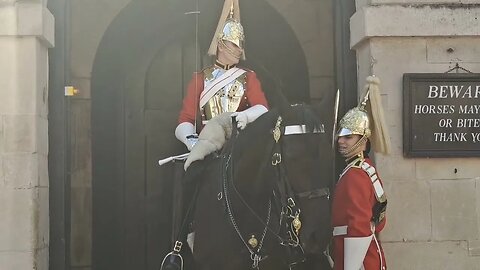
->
[340,135,368,159]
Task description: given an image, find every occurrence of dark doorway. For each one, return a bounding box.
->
[91,1,313,269]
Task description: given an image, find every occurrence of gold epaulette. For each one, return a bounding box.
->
[202,66,215,81]
[339,155,364,179]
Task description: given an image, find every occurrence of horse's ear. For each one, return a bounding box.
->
[304,105,323,132]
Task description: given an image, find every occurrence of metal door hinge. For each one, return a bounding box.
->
[65,86,79,96]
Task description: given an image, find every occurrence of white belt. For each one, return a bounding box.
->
[334,223,376,237]
[333,225,348,236]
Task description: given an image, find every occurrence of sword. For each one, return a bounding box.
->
[331,89,340,188]
[332,89,340,150]
[158,153,189,166]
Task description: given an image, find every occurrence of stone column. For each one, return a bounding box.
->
[350,1,480,269]
[0,0,54,269]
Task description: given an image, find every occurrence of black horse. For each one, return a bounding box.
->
[171,105,332,270]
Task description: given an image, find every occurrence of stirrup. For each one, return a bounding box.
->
[159,241,184,270]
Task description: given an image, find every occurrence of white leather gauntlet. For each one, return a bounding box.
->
[175,122,198,151]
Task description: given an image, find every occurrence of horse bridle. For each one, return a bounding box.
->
[220,115,330,269]
[271,116,304,248]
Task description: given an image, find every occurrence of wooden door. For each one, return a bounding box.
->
[114,23,204,267]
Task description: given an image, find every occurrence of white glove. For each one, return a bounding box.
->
[175,122,198,151]
[231,104,268,130]
[231,111,248,129]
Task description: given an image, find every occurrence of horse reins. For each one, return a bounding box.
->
[222,154,272,269]
[219,121,275,269]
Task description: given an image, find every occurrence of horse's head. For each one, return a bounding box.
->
[273,105,332,257]
[231,105,332,258]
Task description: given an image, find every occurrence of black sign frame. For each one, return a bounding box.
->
[403,73,480,157]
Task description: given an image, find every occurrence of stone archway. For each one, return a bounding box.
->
[91,0,314,269]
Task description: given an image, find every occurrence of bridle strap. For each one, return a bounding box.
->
[296,188,330,200]
[270,116,306,268]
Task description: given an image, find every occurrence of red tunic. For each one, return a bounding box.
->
[177,69,268,130]
[331,158,387,270]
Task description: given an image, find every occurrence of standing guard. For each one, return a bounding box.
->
[175,0,269,151]
[331,76,391,270]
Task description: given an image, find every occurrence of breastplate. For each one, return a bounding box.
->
[202,66,247,121]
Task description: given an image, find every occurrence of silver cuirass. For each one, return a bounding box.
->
[202,66,246,121]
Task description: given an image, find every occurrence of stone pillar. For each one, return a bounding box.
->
[0,1,54,269]
[350,1,480,269]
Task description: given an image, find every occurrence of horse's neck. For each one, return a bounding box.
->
[232,150,273,200]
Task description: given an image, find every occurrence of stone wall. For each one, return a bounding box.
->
[0,1,53,269]
[351,1,480,269]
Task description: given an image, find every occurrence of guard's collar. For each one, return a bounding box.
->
[214,60,236,70]
[345,151,368,165]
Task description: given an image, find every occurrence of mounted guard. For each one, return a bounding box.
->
[162,1,269,269]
